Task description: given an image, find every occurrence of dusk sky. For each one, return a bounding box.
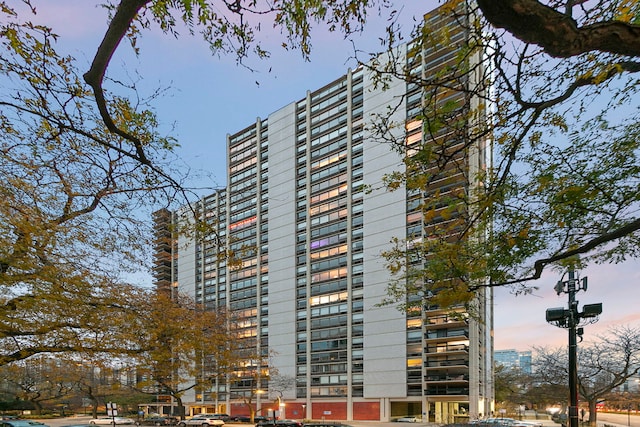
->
[30,1,640,352]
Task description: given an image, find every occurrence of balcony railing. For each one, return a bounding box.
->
[425,385,470,396]
[425,359,469,368]
[425,330,469,340]
[425,343,469,355]
[425,374,469,382]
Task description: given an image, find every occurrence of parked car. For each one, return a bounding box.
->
[89,417,136,425]
[513,422,542,427]
[177,415,226,427]
[483,418,516,426]
[304,423,352,427]
[230,416,267,423]
[139,417,178,426]
[395,417,420,423]
[1,421,50,427]
[256,420,302,427]
[552,414,568,424]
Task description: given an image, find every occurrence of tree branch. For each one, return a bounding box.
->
[494,217,640,287]
[477,0,640,58]
[83,0,152,164]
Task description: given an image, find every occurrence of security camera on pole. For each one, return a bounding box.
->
[546,269,602,427]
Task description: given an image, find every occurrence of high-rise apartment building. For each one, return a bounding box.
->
[153,4,493,423]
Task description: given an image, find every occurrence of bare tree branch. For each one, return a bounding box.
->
[477,0,640,57]
[83,0,152,163]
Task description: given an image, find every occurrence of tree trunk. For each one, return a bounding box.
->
[249,405,256,423]
[243,397,254,423]
[175,396,185,419]
[588,399,597,426]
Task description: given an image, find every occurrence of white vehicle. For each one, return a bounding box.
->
[395,417,420,423]
[513,422,543,427]
[89,417,136,425]
[177,415,225,427]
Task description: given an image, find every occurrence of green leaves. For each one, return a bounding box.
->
[0,3,194,367]
[372,1,640,312]
[132,291,238,418]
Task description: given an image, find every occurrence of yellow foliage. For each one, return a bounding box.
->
[615,1,640,22]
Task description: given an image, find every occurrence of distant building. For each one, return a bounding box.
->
[494,349,532,374]
[615,375,640,393]
[153,3,494,423]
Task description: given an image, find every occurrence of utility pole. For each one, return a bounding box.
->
[546,269,602,427]
[567,270,579,427]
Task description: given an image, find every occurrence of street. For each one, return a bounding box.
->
[31,415,640,427]
[597,413,640,427]
[31,418,257,427]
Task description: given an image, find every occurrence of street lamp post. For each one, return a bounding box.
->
[628,404,631,427]
[567,271,579,427]
[546,269,603,427]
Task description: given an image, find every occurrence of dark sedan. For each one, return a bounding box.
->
[256,420,302,427]
[139,417,178,426]
[230,417,267,423]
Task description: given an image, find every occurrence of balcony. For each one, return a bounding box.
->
[424,358,468,368]
[425,373,469,383]
[425,385,469,396]
[424,330,469,344]
[424,316,467,330]
[425,343,469,355]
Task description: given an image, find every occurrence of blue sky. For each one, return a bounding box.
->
[33,1,640,351]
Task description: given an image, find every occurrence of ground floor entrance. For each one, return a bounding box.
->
[390,401,423,420]
[426,401,470,424]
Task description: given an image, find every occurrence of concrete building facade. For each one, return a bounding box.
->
[153,4,493,423]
